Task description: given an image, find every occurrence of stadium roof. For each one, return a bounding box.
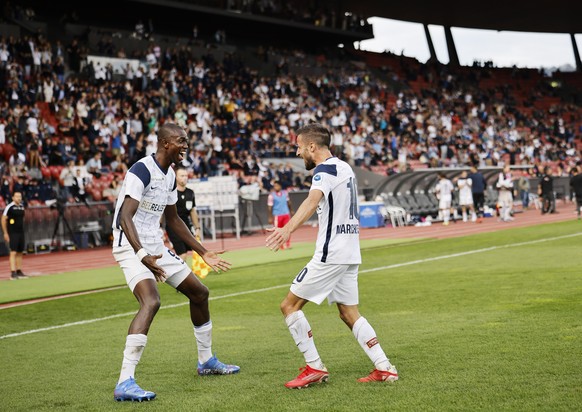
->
[348,0,582,34]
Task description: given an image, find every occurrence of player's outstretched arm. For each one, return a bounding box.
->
[266,189,322,252]
[199,250,232,273]
[164,204,231,272]
[119,196,166,282]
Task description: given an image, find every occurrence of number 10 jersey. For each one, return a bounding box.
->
[310,157,362,265]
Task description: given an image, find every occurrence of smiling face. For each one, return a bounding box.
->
[165,130,189,165]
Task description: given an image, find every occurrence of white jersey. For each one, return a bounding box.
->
[457,178,473,205]
[310,157,361,264]
[435,178,454,198]
[112,154,177,247]
[497,172,513,191]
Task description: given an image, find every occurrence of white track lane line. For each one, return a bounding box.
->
[1,232,580,340]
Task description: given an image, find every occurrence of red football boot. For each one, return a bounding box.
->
[358,367,398,383]
[285,365,329,389]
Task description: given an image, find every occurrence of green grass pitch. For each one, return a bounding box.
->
[0,221,581,411]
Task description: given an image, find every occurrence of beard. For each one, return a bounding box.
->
[304,157,316,170]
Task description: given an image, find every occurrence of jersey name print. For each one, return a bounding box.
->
[310,157,361,264]
[112,155,178,246]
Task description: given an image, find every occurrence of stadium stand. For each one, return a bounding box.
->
[0,2,580,244]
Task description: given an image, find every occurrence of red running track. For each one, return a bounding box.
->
[1,202,579,280]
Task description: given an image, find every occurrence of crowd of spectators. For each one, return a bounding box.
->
[0,27,580,207]
[222,0,369,32]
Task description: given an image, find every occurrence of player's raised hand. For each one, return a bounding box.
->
[202,250,232,272]
[265,226,289,252]
[142,253,167,282]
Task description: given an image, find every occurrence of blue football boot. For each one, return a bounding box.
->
[197,355,240,375]
[114,378,156,402]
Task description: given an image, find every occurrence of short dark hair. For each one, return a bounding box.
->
[158,123,185,143]
[296,123,331,148]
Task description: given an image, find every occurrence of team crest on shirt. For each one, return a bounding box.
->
[313,174,322,185]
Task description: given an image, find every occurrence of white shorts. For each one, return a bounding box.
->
[498,190,513,204]
[439,195,452,210]
[113,243,192,291]
[459,193,473,206]
[290,259,359,305]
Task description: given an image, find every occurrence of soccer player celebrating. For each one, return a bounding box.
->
[266,123,398,388]
[111,123,238,402]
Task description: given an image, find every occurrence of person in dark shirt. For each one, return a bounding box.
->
[166,166,201,261]
[468,165,486,223]
[569,166,582,220]
[1,191,27,279]
[539,167,556,214]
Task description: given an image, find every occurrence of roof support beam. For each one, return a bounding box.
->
[444,26,459,67]
[423,24,437,63]
[571,33,582,72]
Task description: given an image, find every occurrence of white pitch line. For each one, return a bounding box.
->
[0,285,289,340]
[1,232,580,340]
[0,286,127,309]
[360,232,582,274]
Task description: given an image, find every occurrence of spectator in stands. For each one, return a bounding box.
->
[71,168,89,205]
[42,74,54,103]
[243,154,260,176]
[0,28,580,215]
[27,133,43,169]
[0,44,9,69]
[109,153,129,174]
[57,138,77,165]
[497,165,515,222]
[59,159,76,199]
[8,151,26,175]
[66,38,81,72]
[86,151,105,177]
[0,118,6,144]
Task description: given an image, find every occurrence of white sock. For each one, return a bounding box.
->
[118,334,147,384]
[194,320,213,364]
[462,211,467,222]
[471,212,477,221]
[443,210,450,223]
[352,317,392,371]
[285,311,325,370]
